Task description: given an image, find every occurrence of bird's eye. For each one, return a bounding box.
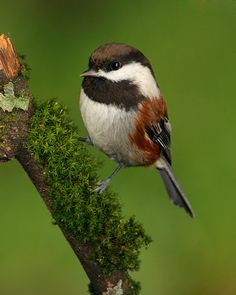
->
[110,61,122,71]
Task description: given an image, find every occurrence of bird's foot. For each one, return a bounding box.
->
[79,137,93,146]
[94,179,111,194]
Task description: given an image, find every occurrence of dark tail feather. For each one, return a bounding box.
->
[157,158,195,218]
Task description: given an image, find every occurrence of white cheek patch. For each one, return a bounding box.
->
[97,62,160,99]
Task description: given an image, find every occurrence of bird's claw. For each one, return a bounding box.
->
[94,179,111,193]
[79,137,93,146]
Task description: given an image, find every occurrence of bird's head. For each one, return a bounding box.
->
[81,43,160,100]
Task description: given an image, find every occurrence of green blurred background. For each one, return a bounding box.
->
[0,0,236,294]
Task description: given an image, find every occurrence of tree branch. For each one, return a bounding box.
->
[0,34,151,295]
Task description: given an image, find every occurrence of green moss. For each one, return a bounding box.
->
[0,113,7,141]
[127,276,141,295]
[19,55,31,80]
[28,99,152,293]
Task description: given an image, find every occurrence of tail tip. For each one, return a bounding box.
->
[185,207,195,219]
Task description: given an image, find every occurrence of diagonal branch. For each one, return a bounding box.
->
[0,34,151,295]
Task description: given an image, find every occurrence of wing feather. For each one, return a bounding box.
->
[145,117,172,164]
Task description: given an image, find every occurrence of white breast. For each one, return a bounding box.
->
[80,88,137,164]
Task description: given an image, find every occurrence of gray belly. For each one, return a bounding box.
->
[80,89,139,165]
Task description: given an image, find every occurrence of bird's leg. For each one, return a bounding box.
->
[95,164,124,193]
[79,136,93,146]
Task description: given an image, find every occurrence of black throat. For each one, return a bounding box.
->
[82,77,145,111]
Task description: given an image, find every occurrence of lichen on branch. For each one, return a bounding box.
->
[105,280,123,295]
[0,82,29,112]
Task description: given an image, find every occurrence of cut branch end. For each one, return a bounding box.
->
[0,34,21,80]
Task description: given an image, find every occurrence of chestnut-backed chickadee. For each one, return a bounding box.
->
[79,43,194,218]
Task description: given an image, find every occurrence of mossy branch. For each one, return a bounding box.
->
[0,34,151,295]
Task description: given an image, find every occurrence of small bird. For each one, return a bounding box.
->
[79,43,194,218]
